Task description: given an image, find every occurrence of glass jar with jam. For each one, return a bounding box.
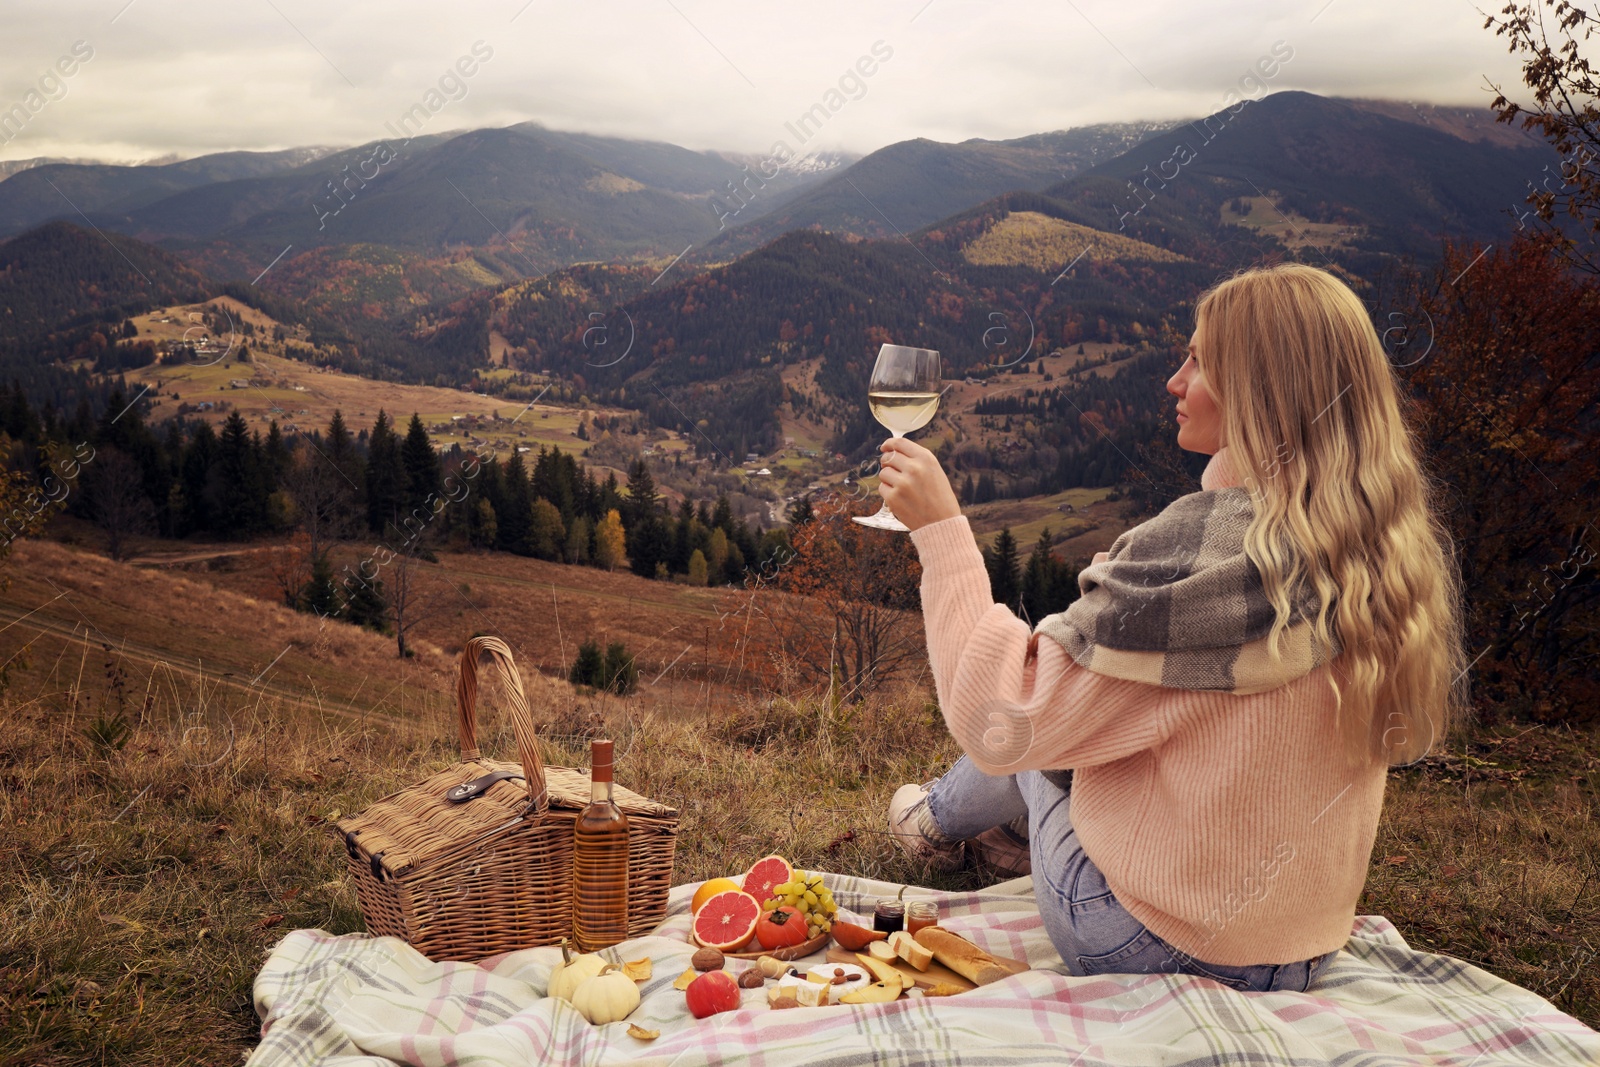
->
[905,899,937,934]
[872,898,905,934]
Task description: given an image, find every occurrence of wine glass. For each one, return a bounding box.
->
[854,344,942,532]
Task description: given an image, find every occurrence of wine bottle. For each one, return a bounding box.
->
[572,739,630,951]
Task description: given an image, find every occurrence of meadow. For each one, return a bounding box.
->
[0,536,1595,1065]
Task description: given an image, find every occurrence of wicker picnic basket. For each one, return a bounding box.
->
[333,636,679,962]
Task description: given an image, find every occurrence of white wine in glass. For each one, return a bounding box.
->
[854,344,941,532]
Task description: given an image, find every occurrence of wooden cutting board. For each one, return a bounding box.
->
[824,944,1029,993]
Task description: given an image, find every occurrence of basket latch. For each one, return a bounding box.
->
[445,769,525,804]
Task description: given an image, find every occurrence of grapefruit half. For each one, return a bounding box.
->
[691,889,761,952]
[741,854,793,903]
[691,877,741,915]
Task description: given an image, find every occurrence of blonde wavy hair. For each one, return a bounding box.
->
[1194,263,1470,767]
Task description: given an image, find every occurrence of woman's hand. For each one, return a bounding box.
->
[877,437,961,531]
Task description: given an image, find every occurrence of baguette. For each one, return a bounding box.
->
[913,927,1010,986]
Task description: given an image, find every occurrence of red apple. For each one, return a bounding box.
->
[685,969,741,1019]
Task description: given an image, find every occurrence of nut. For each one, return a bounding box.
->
[770,995,801,1010]
[691,947,725,971]
[831,973,848,985]
[738,968,765,989]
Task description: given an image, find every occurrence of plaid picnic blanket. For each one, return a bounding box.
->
[247,873,1599,1066]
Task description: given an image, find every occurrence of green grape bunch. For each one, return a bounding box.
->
[761,869,838,939]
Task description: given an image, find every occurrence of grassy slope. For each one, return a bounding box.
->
[962,210,1193,269]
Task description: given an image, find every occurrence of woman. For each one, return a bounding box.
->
[877,263,1469,993]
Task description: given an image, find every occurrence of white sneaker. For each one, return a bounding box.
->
[887,782,967,874]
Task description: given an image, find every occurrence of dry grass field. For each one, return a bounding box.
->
[1,539,1596,1064]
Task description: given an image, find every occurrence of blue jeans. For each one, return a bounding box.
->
[925,754,1338,992]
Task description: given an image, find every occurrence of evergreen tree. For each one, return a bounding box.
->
[712,494,733,534]
[217,411,266,534]
[602,641,637,695]
[598,471,624,519]
[985,528,1022,612]
[1021,528,1059,623]
[498,453,535,555]
[180,421,217,534]
[400,413,440,519]
[569,639,605,687]
[624,458,658,529]
[326,409,354,467]
[301,553,338,616]
[343,576,389,632]
[365,411,405,534]
[264,421,289,485]
[670,497,695,572]
[787,496,814,527]
[628,514,669,578]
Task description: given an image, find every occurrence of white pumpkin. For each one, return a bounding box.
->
[572,964,640,1025]
[548,938,608,1002]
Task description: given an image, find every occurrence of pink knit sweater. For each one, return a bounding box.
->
[909,447,1387,966]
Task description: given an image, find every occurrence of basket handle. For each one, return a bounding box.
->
[455,636,548,810]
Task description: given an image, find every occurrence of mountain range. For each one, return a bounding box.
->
[0,90,1567,476]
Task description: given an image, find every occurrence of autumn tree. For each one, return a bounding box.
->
[1486,1,1600,273]
[0,437,55,580]
[82,446,154,560]
[283,440,359,570]
[594,508,626,571]
[1398,231,1600,722]
[768,495,923,699]
[386,520,448,658]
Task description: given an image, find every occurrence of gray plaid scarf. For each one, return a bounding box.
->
[1034,486,1341,693]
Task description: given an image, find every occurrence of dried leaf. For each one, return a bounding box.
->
[279,886,303,902]
[626,1023,659,1041]
[672,967,697,991]
[923,982,967,997]
[1383,855,1408,866]
[622,958,652,982]
[258,913,285,929]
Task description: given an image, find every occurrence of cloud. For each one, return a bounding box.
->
[0,0,1530,164]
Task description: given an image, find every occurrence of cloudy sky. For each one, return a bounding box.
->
[1,0,1528,163]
